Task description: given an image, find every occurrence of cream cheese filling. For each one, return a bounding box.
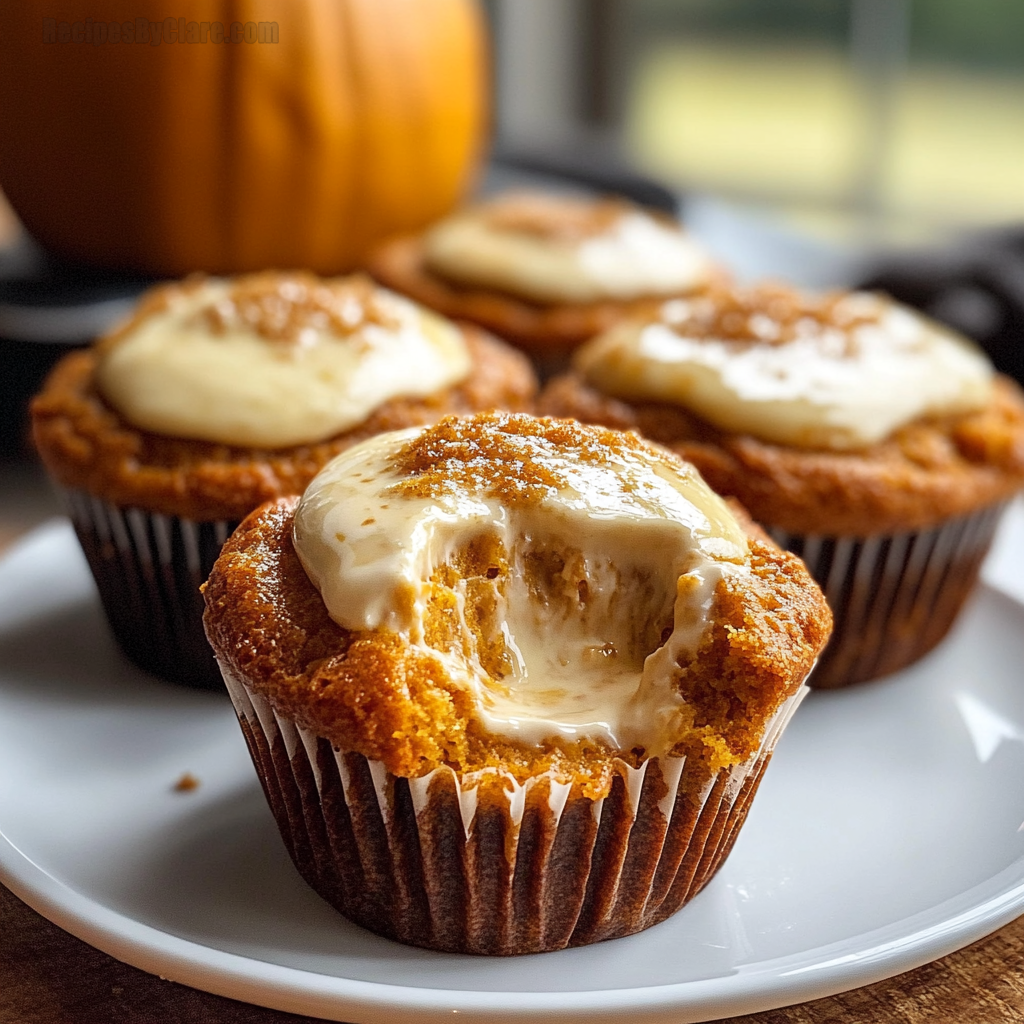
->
[95,277,471,449]
[422,204,716,305]
[293,421,748,755]
[575,292,994,450]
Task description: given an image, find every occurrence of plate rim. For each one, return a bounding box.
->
[4,832,1024,1024]
[3,518,1024,1023]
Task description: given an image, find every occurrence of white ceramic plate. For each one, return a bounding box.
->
[3,515,1024,1024]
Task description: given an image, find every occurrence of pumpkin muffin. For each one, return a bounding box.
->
[540,283,1024,688]
[32,272,536,689]
[202,412,830,954]
[366,190,723,373]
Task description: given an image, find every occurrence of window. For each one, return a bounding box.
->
[489,0,1024,238]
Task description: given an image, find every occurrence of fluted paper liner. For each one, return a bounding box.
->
[59,486,235,690]
[222,666,807,955]
[770,501,1007,689]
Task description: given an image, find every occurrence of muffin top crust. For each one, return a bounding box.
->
[94,272,471,449]
[204,413,831,796]
[32,276,536,521]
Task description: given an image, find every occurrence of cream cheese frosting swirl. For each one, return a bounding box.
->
[422,191,718,305]
[293,413,749,756]
[574,287,994,450]
[95,273,471,449]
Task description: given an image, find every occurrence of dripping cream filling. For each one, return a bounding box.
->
[293,414,749,756]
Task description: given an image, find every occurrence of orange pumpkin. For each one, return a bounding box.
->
[0,0,487,275]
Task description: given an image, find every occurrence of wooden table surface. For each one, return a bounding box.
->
[2,464,1023,1024]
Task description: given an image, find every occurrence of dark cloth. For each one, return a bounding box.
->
[859,228,1024,386]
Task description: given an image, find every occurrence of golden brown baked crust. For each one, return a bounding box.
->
[31,326,537,522]
[367,233,706,359]
[202,495,831,798]
[539,372,1024,535]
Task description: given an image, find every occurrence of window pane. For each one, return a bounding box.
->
[624,0,1024,231]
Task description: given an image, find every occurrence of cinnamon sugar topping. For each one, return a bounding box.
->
[387,412,668,505]
[193,272,399,344]
[660,284,878,354]
[479,192,633,242]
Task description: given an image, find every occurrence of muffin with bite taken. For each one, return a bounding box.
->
[366,190,724,374]
[540,283,1024,688]
[31,272,536,689]
[202,411,830,954]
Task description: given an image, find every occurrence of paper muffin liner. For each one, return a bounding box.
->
[220,666,807,955]
[59,486,235,690]
[769,501,1008,689]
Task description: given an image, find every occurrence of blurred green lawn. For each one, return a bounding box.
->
[628,41,1024,233]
